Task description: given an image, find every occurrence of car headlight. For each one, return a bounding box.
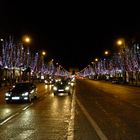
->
[30,90,34,93]
[71,83,74,86]
[68,82,71,85]
[22,92,29,96]
[53,86,57,91]
[65,86,70,90]
[5,92,11,96]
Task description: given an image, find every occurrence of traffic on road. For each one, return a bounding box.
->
[0,78,140,140]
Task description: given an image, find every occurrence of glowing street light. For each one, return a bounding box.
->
[0,38,4,42]
[41,51,47,72]
[95,58,98,62]
[22,35,31,44]
[25,37,30,43]
[104,50,109,55]
[42,51,46,56]
[116,38,127,83]
[22,35,32,81]
[117,38,127,50]
[117,40,123,45]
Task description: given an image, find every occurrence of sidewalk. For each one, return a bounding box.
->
[91,79,140,88]
[110,80,140,87]
[127,81,140,87]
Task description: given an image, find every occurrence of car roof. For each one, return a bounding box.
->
[15,82,34,86]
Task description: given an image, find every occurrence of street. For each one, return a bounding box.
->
[0,80,140,140]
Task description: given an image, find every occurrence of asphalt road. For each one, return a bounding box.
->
[0,80,140,140]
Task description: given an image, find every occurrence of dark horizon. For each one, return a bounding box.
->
[0,1,140,71]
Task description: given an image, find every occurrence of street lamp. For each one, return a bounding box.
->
[117,38,127,83]
[20,35,32,82]
[117,39,127,51]
[39,51,47,82]
[95,58,98,62]
[117,40,123,45]
[42,51,46,66]
[42,51,46,69]
[24,37,30,43]
[22,35,31,44]
[21,35,32,66]
[0,38,4,42]
[41,51,46,69]
[42,51,46,56]
[103,50,110,80]
[0,38,3,86]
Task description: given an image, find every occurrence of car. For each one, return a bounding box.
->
[111,77,123,84]
[5,82,38,103]
[44,78,54,85]
[68,77,76,86]
[52,79,72,96]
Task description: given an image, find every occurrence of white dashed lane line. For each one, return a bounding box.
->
[0,104,32,126]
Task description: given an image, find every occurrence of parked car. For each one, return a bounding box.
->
[5,82,38,103]
[111,77,122,84]
[53,79,72,96]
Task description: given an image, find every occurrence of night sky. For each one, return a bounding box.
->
[0,1,140,71]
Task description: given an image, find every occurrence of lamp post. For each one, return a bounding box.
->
[117,38,127,83]
[41,51,46,80]
[0,39,4,86]
[104,50,109,71]
[42,51,46,71]
[94,58,99,79]
[23,36,31,67]
[21,35,31,82]
[42,51,46,66]
[104,50,110,80]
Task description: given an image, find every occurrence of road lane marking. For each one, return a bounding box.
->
[22,104,33,111]
[0,104,33,126]
[67,91,76,140]
[0,112,19,126]
[76,98,108,140]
